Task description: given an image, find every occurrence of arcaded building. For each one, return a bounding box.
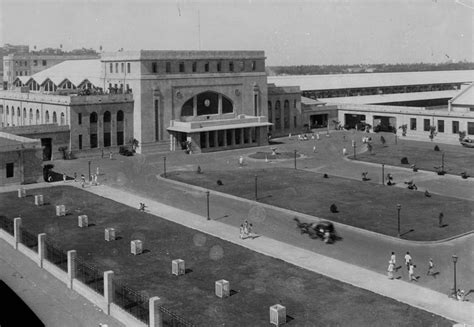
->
[101,50,271,153]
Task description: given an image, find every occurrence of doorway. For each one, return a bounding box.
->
[41,138,52,161]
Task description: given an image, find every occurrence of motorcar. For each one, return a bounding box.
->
[294,218,337,243]
[119,146,134,156]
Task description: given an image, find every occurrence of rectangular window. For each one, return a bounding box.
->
[294,100,297,108]
[410,118,417,130]
[33,60,38,66]
[78,135,82,150]
[115,63,118,73]
[437,120,444,133]
[6,163,14,178]
[217,62,221,72]
[127,62,131,73]
[252,61,256,71]
[294,116,297,128]
[165,62,171,73]
[468,122,474,135]
[452,121,459,134]
[121,63,124,73]
[192,62,197,72]
[42,60,47,66]
[204,62,209,72]
[109,63,113,73]
[423,119,430,131]
[238,61,244,71]
[78,113,82,125]
[152,62,158,73]
[229,61,234,72]
[179,62,185,73]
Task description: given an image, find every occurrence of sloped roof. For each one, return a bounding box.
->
[450,83,474,106]
[28,59,101,87]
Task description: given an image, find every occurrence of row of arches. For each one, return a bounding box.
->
[2,105,65,126]
[268,100,291,131]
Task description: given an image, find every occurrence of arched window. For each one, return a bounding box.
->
[45,111,50,123]
[268,101,273,126]
[222,95,233,114]
[6,106,9,115]
[36,109,40,124]
[117,110,124,122]
[17,108,20,125]
[29,109,33,124]
[23,108,26,125]
[284,100,290,129]
[90,112,98,123]
[53,112,57,123]
[181,91,234,117]
[103,111,111,123]
[60,112,65,125]
[275,100,281,130]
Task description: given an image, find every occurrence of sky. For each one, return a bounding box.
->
[0,0,472,66]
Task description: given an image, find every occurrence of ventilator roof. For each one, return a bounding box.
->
[268,70,474,91]
[15,59,101,88]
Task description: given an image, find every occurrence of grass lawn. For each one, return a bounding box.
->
[167,168,474,241]
[353,139,474,176]
[0,186,453,327]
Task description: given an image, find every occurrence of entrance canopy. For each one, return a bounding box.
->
[167,116,271,133]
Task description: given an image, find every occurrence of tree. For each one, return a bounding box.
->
[380,135,386,146]
[129,138,139,152]
[429,126,437,141]
[458,131,466,142]
[399,124,407,137]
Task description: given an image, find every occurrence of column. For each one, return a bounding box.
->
[231,129,236,146]
[97,114,104,148]
[13,217,21,249]
[223,130,228,147]
[240,129,244,145]
[149,296,163,327]
[205,132,210,148]
[104,270,114,315]
[214,130,218,148]
[218,94,222,114]
[111,116,117,147]
[38,233,46,268]
[67,250,77,289]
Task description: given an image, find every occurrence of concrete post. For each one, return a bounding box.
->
[13,217,21,249]
[38,233,46,268]
[67,250,77,289]
[104,270,114,315]
[149,296,163,327]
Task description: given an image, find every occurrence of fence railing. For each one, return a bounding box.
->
[74,256,104,295]
[0,216,14,235]
[159,305,196,327]
[20,227,38,251]
[44,238,68,272]
[112,280,150,324]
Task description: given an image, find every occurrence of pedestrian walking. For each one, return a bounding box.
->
[243,220,249,238]
[390,252,396,266]
[427,258,434,276]
[239,224,244,239]
[342,148,347,156]
[316,133,320,140]
[248,223,253,239]
[94,173,98,186]
[239,156,244,167]
[63,173,67,182]
[313,145,316,153]
[109,151,113,160]
[409,264,417,281]
[387,261,394,279]
[81,174,85,188]
[96,166,100,176]
[404,252,412,271]
[73,172,77,182]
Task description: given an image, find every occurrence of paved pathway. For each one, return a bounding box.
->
[80,183,474,325]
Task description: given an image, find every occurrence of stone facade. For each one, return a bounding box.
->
[267,84,302,137]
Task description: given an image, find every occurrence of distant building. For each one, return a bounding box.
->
[0,44,30,89]
[3,52,99,89]
[0,131,43,186]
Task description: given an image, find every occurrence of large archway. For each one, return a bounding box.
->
[103,111,111,147]
[90,112,98,148]
[181,91,233,118]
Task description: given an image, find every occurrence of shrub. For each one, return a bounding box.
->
[196,166,202,174]
[434,145,440,151]
[330,204,338,213]
[458,131,466,142]
[216,179,223,186]
[401,157,409,164]
[380,136,386,146]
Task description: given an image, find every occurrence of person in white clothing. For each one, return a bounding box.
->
[387,261,394,279]
[404,252,412,271]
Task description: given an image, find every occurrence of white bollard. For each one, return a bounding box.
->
[131,240,143,255]
[34,194,44,206]
[78,215,88,228]
[56,205,66,216]
[215,279,230,298]
[105,228,116,241]
[172,259,185,276]
[270,304,286,326]
[18,188,26,198]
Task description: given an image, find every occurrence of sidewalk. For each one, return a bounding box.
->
[82,183,474,325]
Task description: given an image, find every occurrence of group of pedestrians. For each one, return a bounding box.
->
[239,220,254,239]
[387,251,436,283]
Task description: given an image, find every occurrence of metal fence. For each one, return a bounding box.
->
[74,256,104,295]
[0,216,14,235]
[159,305,196,327]
[20,228,38,251]
[44,238,68,272]
[112,280,149,324]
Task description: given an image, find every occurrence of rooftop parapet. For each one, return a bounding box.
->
[101,50,266,61]
[0,90,133,105]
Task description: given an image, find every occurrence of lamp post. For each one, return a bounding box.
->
[441,152,445,172]
[163,156,167,178]
[382,163,385,185]
[452,255,458,297]
[352,140,356,159]
[396,204,401,238]
[254,174,258,201]
[206,191,210,220]
[294,150,297,170]
[88,161,91,182]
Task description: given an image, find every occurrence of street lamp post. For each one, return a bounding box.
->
[352,140,356,159]
[206,191,210,221]
[254,175,258,201]
[88,161,91,182]
[382,163,385,185]
[396,204,401,238]
[452,255,458,297]
[294,150,297,170]
[163,156,167,178]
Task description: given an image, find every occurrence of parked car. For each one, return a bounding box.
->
[294,218,338,243]
[119,146,134,156]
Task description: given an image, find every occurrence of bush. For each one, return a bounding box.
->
[216,179,223,186]
[401,157,409,164]
[434,145,440,151]
[196,166,202,174]
[380,136,386,146]
[330,204,338,213]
